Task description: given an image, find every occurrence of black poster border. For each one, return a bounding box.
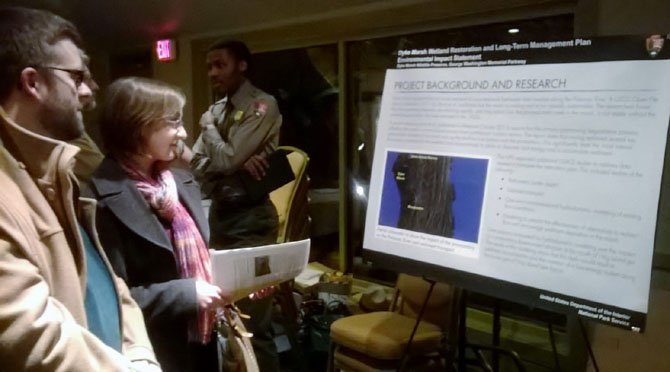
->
[363,249,646,331]
[365,34,670,333]
[394,34,670,69]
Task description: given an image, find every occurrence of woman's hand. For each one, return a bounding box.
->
[248,286,276,300]
[195,280,229,313]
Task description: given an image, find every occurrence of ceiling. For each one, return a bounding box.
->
[3,0,431,46]
[1,0,571,49]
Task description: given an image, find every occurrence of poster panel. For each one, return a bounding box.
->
[363,35,670,331]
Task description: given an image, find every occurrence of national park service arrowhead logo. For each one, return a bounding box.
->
[645,34,665,58]
[253,101,268,117]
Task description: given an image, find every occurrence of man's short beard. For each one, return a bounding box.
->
[38,101,84,141]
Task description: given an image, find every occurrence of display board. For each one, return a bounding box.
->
[363,35,670,331]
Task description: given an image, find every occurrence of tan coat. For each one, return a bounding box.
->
[0,108,157,371]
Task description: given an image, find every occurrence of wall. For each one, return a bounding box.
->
[596,0,670,35]
[152,37,196,145]
[575,0,670,37]
[587,271,670,372]
[579,2,670,370]
[87,0,670,146]
[133,3,670,370]
[186,0,575,141]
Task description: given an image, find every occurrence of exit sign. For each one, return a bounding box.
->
[155,39,177,62]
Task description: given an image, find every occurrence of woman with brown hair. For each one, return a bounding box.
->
[90,77,225,372]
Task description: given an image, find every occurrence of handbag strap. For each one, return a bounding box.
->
[218,305,259,372]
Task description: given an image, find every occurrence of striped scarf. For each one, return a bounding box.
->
[121,162,214,343]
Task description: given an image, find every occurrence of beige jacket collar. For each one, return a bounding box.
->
[0,105,80,185]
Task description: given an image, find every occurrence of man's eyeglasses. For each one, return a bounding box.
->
[36,66,86,88]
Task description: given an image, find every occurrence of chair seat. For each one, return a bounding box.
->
[330,311,443,360]
[334,346,398,372]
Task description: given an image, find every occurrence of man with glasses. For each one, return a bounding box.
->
[0,7,159,371]
[70,51,105,184]
[42,66,86,85]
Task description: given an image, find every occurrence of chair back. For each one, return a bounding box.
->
[270,146,310,243]
[394,274,456,331]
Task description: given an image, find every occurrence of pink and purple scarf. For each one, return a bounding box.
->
[122,162,214,343]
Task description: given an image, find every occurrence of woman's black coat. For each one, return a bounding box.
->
[90,157,213,372]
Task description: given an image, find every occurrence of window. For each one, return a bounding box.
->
[250,44,341,264]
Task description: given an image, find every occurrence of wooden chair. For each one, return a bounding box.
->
[269,146,310,368]
[270,145,310,243]
[328,274,459,371]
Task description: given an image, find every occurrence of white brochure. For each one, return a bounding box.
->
[210,239,310,302]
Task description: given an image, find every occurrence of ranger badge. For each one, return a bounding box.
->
[253,101,268,117]
[234,110,244,121]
